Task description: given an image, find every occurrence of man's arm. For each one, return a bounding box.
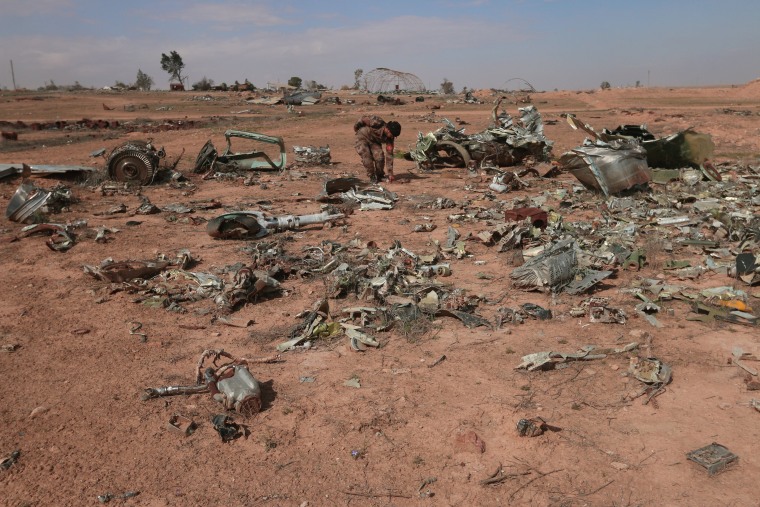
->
[384,138,395,180]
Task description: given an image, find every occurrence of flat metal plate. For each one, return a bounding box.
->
[687,443,738,475]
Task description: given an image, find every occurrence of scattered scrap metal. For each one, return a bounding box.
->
[15,223,76,252]
[83,250,284,314]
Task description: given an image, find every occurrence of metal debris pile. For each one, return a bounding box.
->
[409,103,553,170]
[83,249,284,314]
[292,145,331,166]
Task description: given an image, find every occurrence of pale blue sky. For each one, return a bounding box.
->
[1,0,758,91]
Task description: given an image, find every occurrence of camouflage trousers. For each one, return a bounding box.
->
[355,141,385,180]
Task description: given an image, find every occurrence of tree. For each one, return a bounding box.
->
[440,78,455,95]
[192,76,214,91]
[288,76,302,89]
[41,79,58,91]
[600,81,611,90]
[304,79,317,91]
[354,68,363,89]
[135,69,154,91]
[160,51,186,84]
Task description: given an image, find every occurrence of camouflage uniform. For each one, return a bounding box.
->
[354,115,395,181]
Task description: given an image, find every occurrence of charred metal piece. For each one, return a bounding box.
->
[517,417,547,437]
[687,443,738,475]
[211,414,242,442]
[511,238,576,292]
[17,223,75,252]
[6,181,51,223]
[84,260,170,283]
[516,417,561,437]
[207,210,343,239]
[435,309,491,329]
[106,140,165,185]
[1,450,20,470]
[167,414,197,436]
[293,145,331,165]
[521,303,552,320]
[214,266,280,311]
[504,207,548,229]
[628,356,672,385]
[564,270,613,295]
[735,253,759,285]
[316,177,366,202]
[343,187,397,210]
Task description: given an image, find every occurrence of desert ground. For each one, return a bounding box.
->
[1,82,759,506]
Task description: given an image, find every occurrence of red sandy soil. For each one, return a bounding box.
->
[1,83,759,506]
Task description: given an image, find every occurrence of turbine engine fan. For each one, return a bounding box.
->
[106,140,165,185]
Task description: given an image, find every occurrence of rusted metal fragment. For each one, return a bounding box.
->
[84,260,170,282]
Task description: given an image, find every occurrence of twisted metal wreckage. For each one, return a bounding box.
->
[4,95,760,440]
[408,99,553,170]
[558,114,717,196]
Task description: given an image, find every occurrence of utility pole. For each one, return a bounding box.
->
[10,60,17,90]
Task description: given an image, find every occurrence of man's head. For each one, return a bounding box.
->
[386,121,401,137]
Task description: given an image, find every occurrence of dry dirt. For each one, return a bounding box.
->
[1,83,759,507]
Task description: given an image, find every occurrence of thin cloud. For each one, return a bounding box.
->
[2,0,73,16]
[169,2,290,26]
